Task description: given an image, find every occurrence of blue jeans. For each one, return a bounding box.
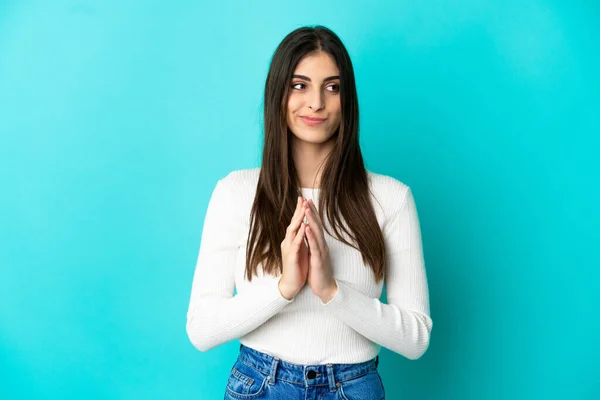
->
[224,344,385,399]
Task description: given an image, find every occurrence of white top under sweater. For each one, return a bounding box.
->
[186,168,433,364]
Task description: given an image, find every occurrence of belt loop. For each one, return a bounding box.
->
[268,357,279,385]
[326,364,337,392]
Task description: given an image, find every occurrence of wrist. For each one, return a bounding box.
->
[319,280,339,303]
[278,279,295,300]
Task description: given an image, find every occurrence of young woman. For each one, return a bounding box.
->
[186,25,433,400]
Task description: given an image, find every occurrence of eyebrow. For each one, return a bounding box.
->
[292,74,340,82]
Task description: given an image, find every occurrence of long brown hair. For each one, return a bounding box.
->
[245,25,386,283]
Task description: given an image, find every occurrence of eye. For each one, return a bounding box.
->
[292,82,305,90]
[327,83,340,92]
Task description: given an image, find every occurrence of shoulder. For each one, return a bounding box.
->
[215,168,260,200]
[219,167,260,188]
[367,169,411,201]
[365,170,415,223]
[367,170,409,193]
[213,168,260,226]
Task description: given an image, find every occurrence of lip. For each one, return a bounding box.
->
[299,116,327,126]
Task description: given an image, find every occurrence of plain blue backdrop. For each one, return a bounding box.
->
[1,1,598,399]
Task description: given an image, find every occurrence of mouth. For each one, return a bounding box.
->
[299,116,327,126]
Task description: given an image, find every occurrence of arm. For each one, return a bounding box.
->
[320,186,433,360]
[185,176,293,352]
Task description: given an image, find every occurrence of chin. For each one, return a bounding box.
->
[293,129,335,144]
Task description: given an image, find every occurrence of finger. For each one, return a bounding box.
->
[287,197,307,240]
[307,200,328,251]
[304,206,325,248]
[307,199,324,226]
[292,196,302,220]
[305,225,321,257]
[292,221,306,249]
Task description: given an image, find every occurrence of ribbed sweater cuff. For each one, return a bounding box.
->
[319,278,343,306]
[273,275,295,304]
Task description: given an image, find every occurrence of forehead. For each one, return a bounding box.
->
[293,51,339,77]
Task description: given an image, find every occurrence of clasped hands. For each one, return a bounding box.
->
[279,196,338,303]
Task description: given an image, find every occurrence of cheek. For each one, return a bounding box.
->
[287,97,302,116]
[328,101,342,123]
[329,97,341,112]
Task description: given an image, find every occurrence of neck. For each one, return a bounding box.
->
[291,136,335,188]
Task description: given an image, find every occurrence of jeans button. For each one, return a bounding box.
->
[307,370,316,379]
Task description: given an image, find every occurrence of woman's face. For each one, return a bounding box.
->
[286,51,342,145]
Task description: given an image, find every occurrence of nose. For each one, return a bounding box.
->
[308,88,324,111]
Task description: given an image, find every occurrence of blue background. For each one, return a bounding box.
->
[1,1,598,399]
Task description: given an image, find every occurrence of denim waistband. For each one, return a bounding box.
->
[237,344,379,391]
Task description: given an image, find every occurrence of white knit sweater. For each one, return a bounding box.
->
[186,168,433,364]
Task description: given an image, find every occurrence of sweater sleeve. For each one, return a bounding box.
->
[186,176,293,352]
[320,186,433,360]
